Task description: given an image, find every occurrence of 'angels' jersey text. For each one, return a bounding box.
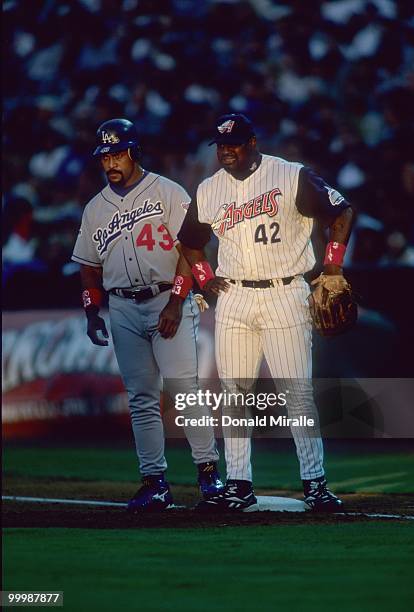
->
[197,155,314,280]
[214,188,281,236]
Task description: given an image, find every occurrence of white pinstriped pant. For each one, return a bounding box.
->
[215,276,324,482]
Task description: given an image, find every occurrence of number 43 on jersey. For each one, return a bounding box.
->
[136,223,174,251]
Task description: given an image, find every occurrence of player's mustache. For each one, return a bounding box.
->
[107,170,122,176]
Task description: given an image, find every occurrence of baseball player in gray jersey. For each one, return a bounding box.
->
[72,118,223,511]
[178,113,355,512]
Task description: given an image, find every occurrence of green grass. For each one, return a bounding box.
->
[3,445,414,611]
[3,524,414,612]
[3,444,414,492]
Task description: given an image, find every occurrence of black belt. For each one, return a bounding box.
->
[110,283,172,303]
[229,277,295,288]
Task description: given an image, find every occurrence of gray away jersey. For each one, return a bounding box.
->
[197,154,313,279]
[72,172,190,290]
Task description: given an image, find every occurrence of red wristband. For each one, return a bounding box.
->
[171,275,193,299]
[82,288,103,310]
[191,261,215,289]
[324,242,346,266]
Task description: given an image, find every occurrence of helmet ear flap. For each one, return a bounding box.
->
[128,146,141,162]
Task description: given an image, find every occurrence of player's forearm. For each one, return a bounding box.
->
[180,245,207,268]
[324,206,355,274]
[80,264,104,289]
[169,245,194,302]
[327,206,355,246]
[174,243,193,276]
[179,244,219,291]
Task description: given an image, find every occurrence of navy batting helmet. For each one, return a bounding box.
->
[93,118,141,160]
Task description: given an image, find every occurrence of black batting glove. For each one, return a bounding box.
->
[85,307,109,346]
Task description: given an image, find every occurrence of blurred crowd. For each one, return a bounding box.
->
[3,0,414,309]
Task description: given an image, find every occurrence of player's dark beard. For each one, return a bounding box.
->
[107,170,123,181]
[108,164,142,188]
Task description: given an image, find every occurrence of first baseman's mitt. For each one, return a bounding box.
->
[307,273,357,337]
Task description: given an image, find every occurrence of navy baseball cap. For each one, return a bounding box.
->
[209,113,255,146]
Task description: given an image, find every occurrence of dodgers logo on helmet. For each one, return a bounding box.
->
[101,131,120,145]
[93,118,140,156]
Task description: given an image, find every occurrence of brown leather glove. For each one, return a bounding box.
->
[307,273,357,337]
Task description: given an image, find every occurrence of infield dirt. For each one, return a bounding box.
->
[3,476,413,528]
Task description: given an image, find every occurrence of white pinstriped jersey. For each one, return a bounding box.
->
[177,148,350,483]
[72,172,190,290]
[196,155,315,280]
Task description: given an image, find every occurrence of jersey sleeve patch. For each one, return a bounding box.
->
[325,186,345,207]
[296,167,350,221]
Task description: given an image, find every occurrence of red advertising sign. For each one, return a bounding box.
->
[2,309,216,439]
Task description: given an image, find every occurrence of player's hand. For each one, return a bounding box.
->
[203,276,230,295]
[86,312,109,346]
[158,296,183,338]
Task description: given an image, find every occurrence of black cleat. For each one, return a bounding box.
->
[196,479,259,512]
[303,476,343,512]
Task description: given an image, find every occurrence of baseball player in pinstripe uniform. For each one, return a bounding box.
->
[72,118,223,511]
[178,113,355,511]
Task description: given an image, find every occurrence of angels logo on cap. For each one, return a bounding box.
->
[209,113,255,146]
[217,120,235,134]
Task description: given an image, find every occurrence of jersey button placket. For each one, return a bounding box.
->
[241,223,251,268]
[125,233,136,278]
[238,185,249,267]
